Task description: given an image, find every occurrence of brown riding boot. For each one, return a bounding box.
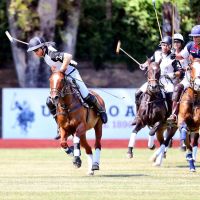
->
[84,93,108,123]
[167,101,179,124]
[132,90,143,125]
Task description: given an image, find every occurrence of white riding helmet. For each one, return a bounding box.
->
[173,33,184,42]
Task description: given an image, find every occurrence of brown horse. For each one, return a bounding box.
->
[49,71,105,175]
[127,60,177,165]
[178,58,200,172]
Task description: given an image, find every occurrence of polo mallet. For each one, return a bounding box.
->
[152,0,162,40]
[171,1,175,47]
[5,30,78,66]
[116,40,141,66]
[5,31,28,45]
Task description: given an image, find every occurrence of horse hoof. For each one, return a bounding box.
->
[190,168,196,172]
[148,144,156,150]
[180,146,186,152]
[87,171,94,176]
[92,162,99,171]
[152,162,161,167]
[127,152,133,159]
[149,155,157,162]
[73,156,82,168]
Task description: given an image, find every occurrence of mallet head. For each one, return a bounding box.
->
[116,40,121,54]
[5,31,14,43]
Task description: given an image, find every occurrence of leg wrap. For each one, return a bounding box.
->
[179,123,187,141]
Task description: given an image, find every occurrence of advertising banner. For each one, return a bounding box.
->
[2,88,158,139]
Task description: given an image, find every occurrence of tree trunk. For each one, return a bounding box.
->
[60,0,82,56]
[162,2,180,37]
[7,0,57,87]
[106,0,112,20]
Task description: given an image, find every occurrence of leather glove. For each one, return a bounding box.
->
[170,53,176,60]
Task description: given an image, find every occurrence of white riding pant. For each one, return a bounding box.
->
[140,82,148,92]
[139,78,174,93]
[67,69,89,98]
[160,77,174,93]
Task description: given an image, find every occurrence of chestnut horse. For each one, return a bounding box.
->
[178,58,200,172]
[127,61,177,166]
[49,71,105,175]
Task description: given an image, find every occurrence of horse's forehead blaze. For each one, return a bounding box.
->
[51,73,61,88]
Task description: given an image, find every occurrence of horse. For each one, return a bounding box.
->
[127,60,177,166]
[177,58,200,172]
[49,71,105,175]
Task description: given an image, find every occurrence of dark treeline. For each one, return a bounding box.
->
[0,0,199,72]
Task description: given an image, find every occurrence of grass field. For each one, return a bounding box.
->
[0,148,200,200]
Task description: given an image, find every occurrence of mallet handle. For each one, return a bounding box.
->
[120,48,141,65]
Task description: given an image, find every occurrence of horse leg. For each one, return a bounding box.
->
[163,126,177,158]
[59,128,74,157]
[73,123,86,168]
[92,121,103,171]
[179,122,188,149]
[80,134,94,175]
[148,121,163,150]
[184,132,196,172]
[150,126,165,166]
[127,122,143,158]
[192,132,199,161]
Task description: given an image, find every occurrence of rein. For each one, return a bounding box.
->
[50,77,83,116]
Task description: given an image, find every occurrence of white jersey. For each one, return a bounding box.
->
[140,50,180,93]
[44,46,89,98]
[44,47,75,75]
[159,53,176,93]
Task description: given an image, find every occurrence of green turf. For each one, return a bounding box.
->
[0,148,200,200]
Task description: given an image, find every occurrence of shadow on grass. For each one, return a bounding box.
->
[99,174,149,178]
[176,164,200,168]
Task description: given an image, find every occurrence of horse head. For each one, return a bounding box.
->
[147,60,161,93]
[190,59,200,92]
[49,71,69,105]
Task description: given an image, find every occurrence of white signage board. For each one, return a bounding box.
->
[2,88,176,139]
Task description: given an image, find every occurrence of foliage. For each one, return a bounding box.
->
[76,0,164,70]
[8,0,39,38]
[0,0,12,67]
[0,0,199,69]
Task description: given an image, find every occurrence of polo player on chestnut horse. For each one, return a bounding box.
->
[49,71,106,175]
[178,59,200,172]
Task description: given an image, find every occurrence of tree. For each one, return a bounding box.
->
[58,0,82,56]
[7,0,57,87]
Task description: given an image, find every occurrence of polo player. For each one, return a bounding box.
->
[27,36,108,139]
